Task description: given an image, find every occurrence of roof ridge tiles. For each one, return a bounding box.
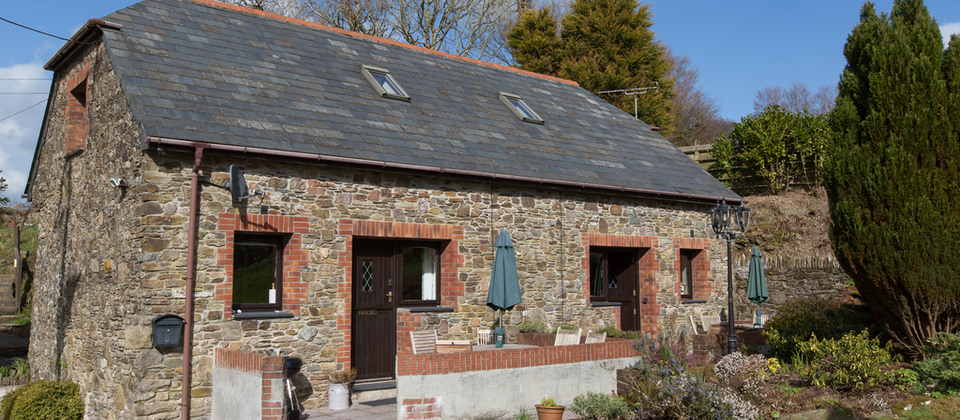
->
[188,0,579,87]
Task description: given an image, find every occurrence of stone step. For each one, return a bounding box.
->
[351,380,396,404]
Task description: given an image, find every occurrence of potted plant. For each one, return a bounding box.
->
[327,367,356,410]
[535,395,565,420]
[517,320,553,347]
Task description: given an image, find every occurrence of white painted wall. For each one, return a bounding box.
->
[397,356,638,420]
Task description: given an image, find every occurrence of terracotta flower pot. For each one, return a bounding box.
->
[535,404,565,420]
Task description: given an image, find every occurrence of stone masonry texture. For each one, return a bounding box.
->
[27,27,849,420]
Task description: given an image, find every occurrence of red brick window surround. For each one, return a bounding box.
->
[582,233,658,337]
[216,213,309,318]
[64,63,91,155]
[673,238,710,302]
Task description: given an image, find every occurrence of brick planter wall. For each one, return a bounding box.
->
[212,348,288,420]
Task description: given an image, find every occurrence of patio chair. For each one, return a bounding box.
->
[554,327,581,346]
[585,330,607,344]
[689,314,701,334]
[701,314,721,333]
[410,330,437,354]
[476,328,493,346]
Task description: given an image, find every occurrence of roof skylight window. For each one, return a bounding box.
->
[361,65,410,101]
[499,92,544,124]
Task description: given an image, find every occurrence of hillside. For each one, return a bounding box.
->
[735,189,834,260]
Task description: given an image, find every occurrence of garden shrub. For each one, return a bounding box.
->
[0,386,25,420]
[517,320,549,334]
[623,337,736,420]
[596,325,642,340]
[762,296,874,360]
[714,352,775,403]
[913,332,960,393]
[2,380,83,420]
[795,329,900,391]
[569,391,630,420]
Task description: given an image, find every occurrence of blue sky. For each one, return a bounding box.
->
[1,0,959,203]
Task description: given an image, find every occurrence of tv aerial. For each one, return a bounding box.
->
[599,82,660,119]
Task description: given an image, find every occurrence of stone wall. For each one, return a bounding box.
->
[30,37,753,420]
[731,254,850,321]
[28,43,162,419]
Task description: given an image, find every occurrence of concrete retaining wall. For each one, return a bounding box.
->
[396,340,638,420]
[398,357,635,420]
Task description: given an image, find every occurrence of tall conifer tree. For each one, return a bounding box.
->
[506,0,673,131]
[824,0,960,358]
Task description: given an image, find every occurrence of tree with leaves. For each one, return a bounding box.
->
[507,0,673,130]
[713,105,828,193]
[823,0,960,359]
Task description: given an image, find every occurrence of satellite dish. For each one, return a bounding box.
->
[227,165,248,202]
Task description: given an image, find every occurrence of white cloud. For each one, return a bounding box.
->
[0,63,50,204]
[941,22,960,48]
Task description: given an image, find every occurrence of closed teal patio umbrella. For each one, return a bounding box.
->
[487,230,522,347]
[747,247,768,304]
[747,247,768,326]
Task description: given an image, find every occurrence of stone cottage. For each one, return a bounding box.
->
[24,0,742,417]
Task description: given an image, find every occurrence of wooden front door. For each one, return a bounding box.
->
[352,240,397,380]
[607,250,639,331]
[591,248,640,331]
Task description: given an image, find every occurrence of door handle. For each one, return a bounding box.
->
[386,291,393,303]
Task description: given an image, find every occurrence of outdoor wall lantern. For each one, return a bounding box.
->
[152,314,185,348]
[709,198,750,355]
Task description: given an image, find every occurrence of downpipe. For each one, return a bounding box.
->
[181,145,205,419]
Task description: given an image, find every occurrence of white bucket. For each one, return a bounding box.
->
[328,383,350,410]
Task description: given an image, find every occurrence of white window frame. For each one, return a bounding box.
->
[499,92,544,124]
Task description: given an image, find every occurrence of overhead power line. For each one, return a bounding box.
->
[0,99,46,123]
[0,16,73,42]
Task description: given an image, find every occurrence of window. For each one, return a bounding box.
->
[65,79,88,154]
[589,251,607,299]
[400,243,439,305]
[233,233,286,311]
[361,65,411,101]
[679,249,696,300]
[499,92,544,124]
[589,248,636,302]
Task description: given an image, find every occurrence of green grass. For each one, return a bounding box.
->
[894,395,960,420]
[0,224,38,276]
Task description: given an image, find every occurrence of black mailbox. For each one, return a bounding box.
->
[152,315,184,348]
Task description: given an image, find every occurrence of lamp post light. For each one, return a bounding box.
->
[710,198,751,355]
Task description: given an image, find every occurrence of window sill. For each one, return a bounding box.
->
[232,311,295,319]
[401,307,455,313]
[589,302,621,307]
[681,300,707,304]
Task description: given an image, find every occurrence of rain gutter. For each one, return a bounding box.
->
[142,136,742,205]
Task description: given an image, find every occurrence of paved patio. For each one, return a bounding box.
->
[300,398,397,419]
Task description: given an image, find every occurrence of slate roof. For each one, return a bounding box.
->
[91,0,737,201]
